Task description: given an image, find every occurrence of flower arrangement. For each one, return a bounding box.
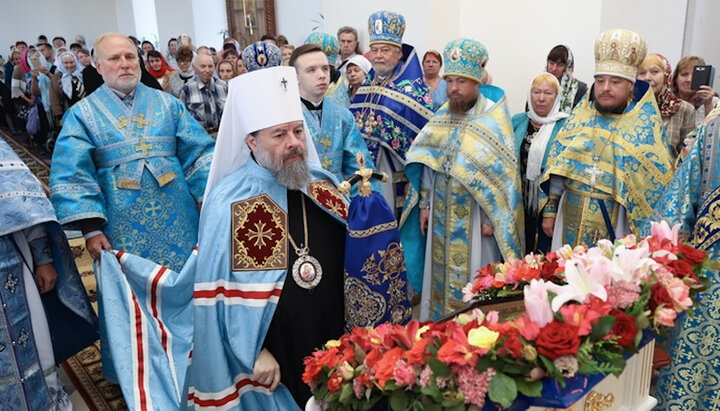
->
[303,222,709,410]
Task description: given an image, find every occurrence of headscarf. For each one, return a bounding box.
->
[525,73,569,214]
[645,54,683,119]
[145,51,174,79]
[347,54,371,75]
[547,45,580,114]
[56,51,84,98]
[26,50,53,122]
[18,49,31,75]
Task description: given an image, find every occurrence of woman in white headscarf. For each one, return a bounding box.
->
[49,51,85,127]
[345,54,371,99]
[512,73,569,253]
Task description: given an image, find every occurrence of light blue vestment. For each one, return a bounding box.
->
[185,160,347,410]
[653,103,720,410]
[302,96,379,194]
[49,83,214,272]
[0,138,97,410]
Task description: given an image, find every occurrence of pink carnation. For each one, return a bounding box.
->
[352,378,365,399]
[606,281,641,309]
[456,365,496,408]
[418,365,432,388]
[393,360,416,388]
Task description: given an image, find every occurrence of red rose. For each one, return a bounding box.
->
[610,309,639,348]
[327,373,344,393]
[678,244,707,266]
[535,321,581,360]
[539,260,560,281]
[497,333,524,359]
[649,283,672,311]
[667,259,693,277]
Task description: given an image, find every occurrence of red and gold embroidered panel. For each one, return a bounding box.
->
[307,180,348,221]
[231,194,288,271]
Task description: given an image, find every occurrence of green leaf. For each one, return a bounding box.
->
[425,357,451,377]
[420,386,443,402]
[389,389,409,411]
[422,404,442,411]
[590,315,616,340]
[515,378,543,397]
[339,382,353,403]
[488,372,518,408]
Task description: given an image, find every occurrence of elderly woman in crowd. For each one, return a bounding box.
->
[50,51,85,127]
[345,54,371,99]
[512,73,569,253]
[422,50,447,111]
[545,45,587,113]
[145,50,174,92]
[672,55,720,127]
[637,54,695,159]
[169,46,195,97]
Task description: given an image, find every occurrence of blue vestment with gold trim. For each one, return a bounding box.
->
[345,191,412,329]
[349,44,434,164]
[49,83,215,272]
[399,85,524,319]
[653,103,720,410]
[541,81,673,247]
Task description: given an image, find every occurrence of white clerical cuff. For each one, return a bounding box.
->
[83,230,104,240]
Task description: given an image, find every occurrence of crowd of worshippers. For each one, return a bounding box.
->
[2,8,720,410]
[1,25,715,157]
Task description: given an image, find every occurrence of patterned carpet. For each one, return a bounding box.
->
[0,128,128,410]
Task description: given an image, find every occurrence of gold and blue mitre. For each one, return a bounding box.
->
[241,41,282,72]
[594,29,647,82]
[442,38,488,83]
[368,11,405,47]
[305,32,339,65]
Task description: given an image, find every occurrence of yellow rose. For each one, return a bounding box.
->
[467,326,499,349]
[338,361,355,380]
[326,339,341,348]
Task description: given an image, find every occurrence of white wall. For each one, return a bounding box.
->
[190,0,228,49]
[155,0,195,51]
[685,0,720,88]
[1,0,118,52]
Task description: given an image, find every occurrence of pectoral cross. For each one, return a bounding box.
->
[588,155,602,186]
[442,156,452,181]
[131,113,150,129]
[134,139,153,156]
[280,77,288,90]
[117,115,129,129]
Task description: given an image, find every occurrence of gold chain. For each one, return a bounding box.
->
[287,194,309,255]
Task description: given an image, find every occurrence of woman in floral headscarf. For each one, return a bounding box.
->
[638,53,695,159]
[545,45,588,114]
